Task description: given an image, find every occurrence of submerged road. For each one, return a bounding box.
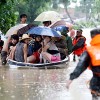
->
[0,60,92,100]
[0,28,93,100]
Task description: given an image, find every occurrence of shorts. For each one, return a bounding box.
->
[51,55,61,63]
[33,51,40,63]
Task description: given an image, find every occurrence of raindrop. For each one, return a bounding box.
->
[11,95,15,98]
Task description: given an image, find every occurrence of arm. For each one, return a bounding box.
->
[7,46,16,60]
[67,37,73,55]
[70,51,90,80]
[72,38,85,51]
[66,51,91,88]
[23,44,28,63]
[42,43,50,52]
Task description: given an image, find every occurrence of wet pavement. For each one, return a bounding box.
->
[0,60,92,100]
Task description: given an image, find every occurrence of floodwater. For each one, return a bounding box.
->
[0,60,92,100]
[0,28,93,100]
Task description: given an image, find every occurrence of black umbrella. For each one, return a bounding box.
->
[17,24,37,37]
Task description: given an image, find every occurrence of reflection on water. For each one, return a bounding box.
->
[0,61,92,100]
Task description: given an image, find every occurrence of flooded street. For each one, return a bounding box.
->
[0,60,92,100]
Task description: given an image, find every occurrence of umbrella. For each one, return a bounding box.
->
[27,26,61,37]
[49,20,73,30]
[5,24,27,37]
[34,11,63,22]
[49,20,66,28]
[17,24,37,37]
[66,22,73,30]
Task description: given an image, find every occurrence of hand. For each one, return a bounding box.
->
[66,80,72,90]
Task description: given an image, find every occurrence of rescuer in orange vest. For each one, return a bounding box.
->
[66,28,100,100]
[72,29,86,61]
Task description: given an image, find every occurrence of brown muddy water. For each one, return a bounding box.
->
[0,60,92,100]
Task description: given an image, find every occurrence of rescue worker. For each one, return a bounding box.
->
[66,28,100,100]
[72,29,86,61]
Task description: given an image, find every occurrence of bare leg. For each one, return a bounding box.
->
[27,55,36,63]
[41,52,52,63]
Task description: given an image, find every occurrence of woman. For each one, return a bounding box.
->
[9,34,30,63]
[27,35,42,63]
[41,36,61,63]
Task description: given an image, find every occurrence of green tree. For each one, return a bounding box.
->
[52,0,77,24]
[75,0,94,20]
[0,0,17,34]
[93,0,100,21]
[14,0,51,23]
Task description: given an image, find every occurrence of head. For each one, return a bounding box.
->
[90,28,100,38]
[20,14,27,24]
[44,36,51,43]
[35,35,42,42]
[43,21,52,27]
[54,25,69,36]
[76,29,83,37]
[11,34,19,45]
[55,31,66,41]
[21,34,30,44]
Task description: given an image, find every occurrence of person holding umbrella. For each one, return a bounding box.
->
[66,28,100,100]
[43,21,52,27]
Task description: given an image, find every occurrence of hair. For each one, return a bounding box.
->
[77,29,83,32]
[35,35,42,41]
[11,34,19,41]
[20,14,27,19]
[43,21,52,25]
[90,28,100,38]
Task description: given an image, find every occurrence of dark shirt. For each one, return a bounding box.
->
[66,35,73,55]
[28,41,42,56]
[33,41,42,52]
[72,36,86,51]
[0,40,4,47]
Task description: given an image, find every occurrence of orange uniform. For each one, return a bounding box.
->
[73,36,86,56]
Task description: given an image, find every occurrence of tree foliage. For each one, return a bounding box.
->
[0,0,17,34]
[14,0,51,23]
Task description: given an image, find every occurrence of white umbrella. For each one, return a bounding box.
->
[5,24,27,37]
[34,11,63,22]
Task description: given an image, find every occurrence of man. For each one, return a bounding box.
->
[66,28,100,100]
[20,14,27,24]
[1,34,19,65]
[72,29,86,61]
[0,36,4,53]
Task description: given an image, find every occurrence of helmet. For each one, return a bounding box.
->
[54,25,69,36]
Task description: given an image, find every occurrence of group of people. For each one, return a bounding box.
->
[0,13,99,100]
[5,25,73,64]
[0,15,88,65]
